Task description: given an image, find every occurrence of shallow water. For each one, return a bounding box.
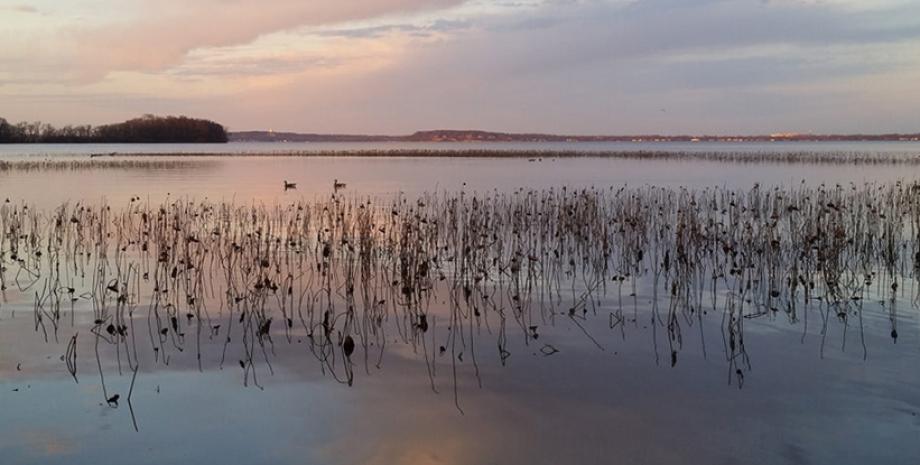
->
[2,145,920,209]
[1,143,919,465]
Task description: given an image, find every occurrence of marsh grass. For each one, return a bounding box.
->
[0,158,217,172]
[3,150,918,174]
[3,181,920,411]
[107,149,920,165]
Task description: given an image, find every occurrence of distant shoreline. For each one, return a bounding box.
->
[5,139,920,146]
[229,129,920,143]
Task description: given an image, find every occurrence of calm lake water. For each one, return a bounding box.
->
[2,141,920,208]
[1,142,919,465]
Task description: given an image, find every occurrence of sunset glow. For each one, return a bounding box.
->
[3,0,920,133]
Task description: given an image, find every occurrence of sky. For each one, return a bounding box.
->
[1,0,919,134]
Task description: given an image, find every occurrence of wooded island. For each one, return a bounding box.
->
[0,115,228,143]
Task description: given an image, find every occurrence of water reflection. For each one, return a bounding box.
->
[3,317,916,464]
[3,184,918,391]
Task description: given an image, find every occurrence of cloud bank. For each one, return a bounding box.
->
[1,0,919,133]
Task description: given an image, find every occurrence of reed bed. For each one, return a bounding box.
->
[2,182,919,408]
[0,158,216,172]
[106,149,920,164]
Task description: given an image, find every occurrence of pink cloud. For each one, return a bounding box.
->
[69,0,463,78]
[6,4,39,13]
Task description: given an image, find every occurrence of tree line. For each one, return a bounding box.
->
[0,115,228,143]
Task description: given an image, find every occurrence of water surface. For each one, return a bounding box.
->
[1,142,919,465]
